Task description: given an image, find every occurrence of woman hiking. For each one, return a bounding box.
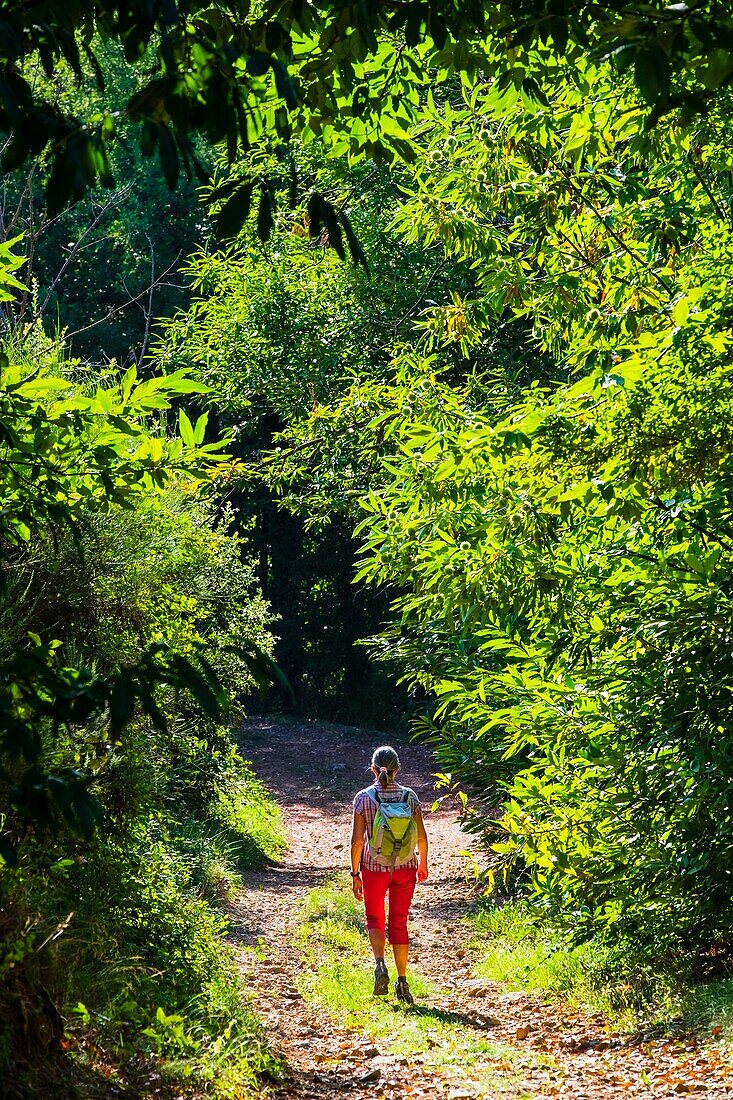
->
[350,745,429,1004]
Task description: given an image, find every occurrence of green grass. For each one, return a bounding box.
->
[471,901,606,1004]
[211,757,287,871]
[293,881,544,1096]
[471,900,733,1041]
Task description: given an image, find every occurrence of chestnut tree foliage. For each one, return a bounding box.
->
[361,84,733,947]
[4,1,733,231]
[194,57,733,951]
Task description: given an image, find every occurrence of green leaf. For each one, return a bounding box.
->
[157,125,180,189]
[109,671,134,736]
[213,180,256,240]
[247,51,272,77]
[0,833,17,867]
[634,43,671,106]
[256,185,274,242]
[341,210,368,271]
[178,408,195,446]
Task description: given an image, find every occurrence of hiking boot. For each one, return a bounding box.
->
[373,959,389,996]
[394,976,414,1005]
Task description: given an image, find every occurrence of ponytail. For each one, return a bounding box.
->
[371,745,400,788]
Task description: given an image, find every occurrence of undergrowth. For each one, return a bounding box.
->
[471,900,733,1040]
[1,750,286,1099]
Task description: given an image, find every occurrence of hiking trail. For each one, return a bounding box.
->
[228,718,732,1100]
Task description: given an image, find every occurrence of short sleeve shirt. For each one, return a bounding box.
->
[353,780,421,871]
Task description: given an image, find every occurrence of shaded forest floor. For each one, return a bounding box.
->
[230,718,732,1099]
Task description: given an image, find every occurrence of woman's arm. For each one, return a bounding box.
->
[350,809,366,899]
[415,805,429,882]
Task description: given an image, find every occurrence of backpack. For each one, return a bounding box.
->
[369,789,417,867]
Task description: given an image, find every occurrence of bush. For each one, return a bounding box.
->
[0,337,281,1094]
[1,755,285,1097]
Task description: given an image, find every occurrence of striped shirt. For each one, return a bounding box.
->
[353,780,421,871]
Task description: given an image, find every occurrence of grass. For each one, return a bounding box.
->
[471,899,733,1042]
[293,880,545,1097]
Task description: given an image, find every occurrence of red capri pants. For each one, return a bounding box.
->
[361,865,417,945]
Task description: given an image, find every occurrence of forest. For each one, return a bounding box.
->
[2,2,733,1097]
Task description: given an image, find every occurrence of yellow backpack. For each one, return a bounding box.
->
[369,790,417,866]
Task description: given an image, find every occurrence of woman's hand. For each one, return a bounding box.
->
[417,860,429,883]
[352,873,363,900]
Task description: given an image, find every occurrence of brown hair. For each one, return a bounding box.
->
[371,745,400,789]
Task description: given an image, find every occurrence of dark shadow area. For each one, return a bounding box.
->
[235,717,447,811]
[391,1000,500,1034]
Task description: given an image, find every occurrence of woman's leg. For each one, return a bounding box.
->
[361,867,391,959]
[369,928,386,960]
[387,866,417,976]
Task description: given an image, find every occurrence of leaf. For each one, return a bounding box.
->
[0,833,17,867]
[321,200,345,260]
[635,43,671,106]
[340,210,369,271]
[213,180,255,240]
[157,124,180,189]
[193,412,208,444]
[247,51,272,77]
[141,120,158,157]
[109,670,134,735]
[121,364,137,402]
[256,185,274,242]
[272,59,300,110]
[178,408,195,446]
[307,191,324,237]
[222,643,293,701]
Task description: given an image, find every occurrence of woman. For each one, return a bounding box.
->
[350,745,429,1004]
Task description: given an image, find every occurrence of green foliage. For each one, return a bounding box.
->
[4,2,733,217]
[395,67,732,369]
[260,63,733,960]
[158,146,465,420]
[0,335,222,547]
[170,736,286,876]
[353,294,733,948]
[1,46,205,365]
[1,789,283,1097]
[0,234,28,302]
[473,901,733,1034]
[157,145,473,719]
[9,7,733,1091]
[0,330,244,856]
[0,319,281,1092]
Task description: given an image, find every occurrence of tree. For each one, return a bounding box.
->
[262,62,733,952]
[3,2,733,223]
[155,144,467,716]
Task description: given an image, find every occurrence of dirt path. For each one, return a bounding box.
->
[228,718,732,1100]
